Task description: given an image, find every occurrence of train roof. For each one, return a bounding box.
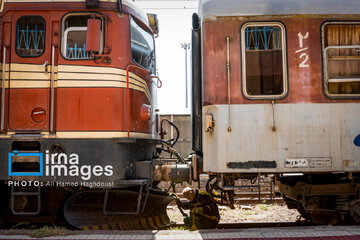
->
[199,0,360,18]
[1,0,149,26]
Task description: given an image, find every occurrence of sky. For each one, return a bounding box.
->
[135,0,199,114]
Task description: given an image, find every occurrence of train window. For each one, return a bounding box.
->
[16,16,45,57]
[62,14,103,60]
[241,22,287,99]
[323,23,360,97]
[130,17,155,73]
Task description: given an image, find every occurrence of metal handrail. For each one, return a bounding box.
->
[1,46,6,132]
[150,75,162,88]
[50,45,55,133]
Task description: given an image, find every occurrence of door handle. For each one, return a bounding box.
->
[41,61,49,74]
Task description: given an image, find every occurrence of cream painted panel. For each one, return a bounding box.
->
[203,103,360,173]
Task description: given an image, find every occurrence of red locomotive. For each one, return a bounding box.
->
[0,0,189,229]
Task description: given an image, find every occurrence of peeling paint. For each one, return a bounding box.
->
[227,161,277,169]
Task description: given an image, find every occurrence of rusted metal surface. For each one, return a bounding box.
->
[203,103,360,173]
[153,164,190,183]
[200,14,360,173]
[202,17,360,106]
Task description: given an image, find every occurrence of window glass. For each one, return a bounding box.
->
[242,23,286,98]
[16,16,45,57]
[323,23,360,96]
[65,27,89,59]
[62,14,102,60]
[130,17,155,73]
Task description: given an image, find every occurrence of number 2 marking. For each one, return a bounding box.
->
[299,53,309,68]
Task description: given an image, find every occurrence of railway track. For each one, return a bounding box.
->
[173,220,360,229]
[171,192,284,205]
[172,220,313,229]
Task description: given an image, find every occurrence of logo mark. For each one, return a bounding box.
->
[8,151,43,176]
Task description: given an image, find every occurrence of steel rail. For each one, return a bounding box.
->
[172,221,312,229]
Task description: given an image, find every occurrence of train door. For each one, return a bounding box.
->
[8,13,51,132]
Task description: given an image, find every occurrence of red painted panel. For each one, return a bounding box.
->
[56,88,151,133]
[2,7,155,135]
[8,89,50,131]
[202,17,360,105]
[8,12,52,131]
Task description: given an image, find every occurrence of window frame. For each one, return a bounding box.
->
[321,21,360,99]
[129,16,156,74]
[60,12,104,61]
[63,27,90,59]
[0,0,4,13]
[15,15,46,58]
[240,21,288,100]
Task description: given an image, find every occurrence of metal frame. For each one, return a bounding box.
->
[222,175,274,204]
[60,12,104,61]
[241,22,288,100]
[15,15,46,58]
[103,179,150,215]
[63,27,90,59]
[129,16,156,74]
[0,0,4,12]
[324,45,360,83]
[11,185,41,216]
[321,21,360,98]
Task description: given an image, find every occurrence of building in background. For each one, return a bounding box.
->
[136,0,198,114]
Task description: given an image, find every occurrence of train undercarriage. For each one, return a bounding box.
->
[0,183,174,230]
[203,172,360,225]
[276,173,360,225]
[2,169,360,228]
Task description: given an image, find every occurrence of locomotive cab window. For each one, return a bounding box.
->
[62,14,103,60]
[16,16,45,57]
[130,17,155,73]
[323,22,360,97]
[241,22,287,99]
